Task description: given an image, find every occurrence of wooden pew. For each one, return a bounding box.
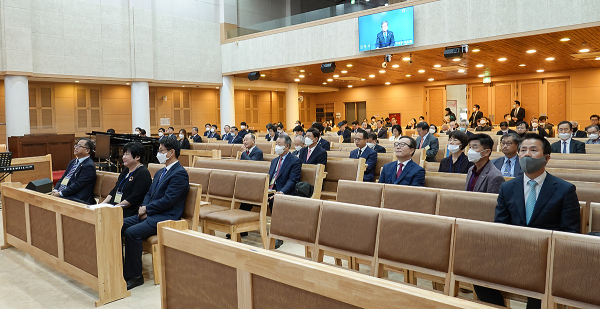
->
[4,154,53,186]
[179,149,220,167]
[157,223,492,309]
[320,158,366,200]
[1,183,130,306]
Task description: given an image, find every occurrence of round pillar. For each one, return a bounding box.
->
[131,81,151,133]
[220,76,235,134]
[4,75,31,138]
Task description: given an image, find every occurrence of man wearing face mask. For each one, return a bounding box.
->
[496,121,516,135]
[459,120,474,137]
[469,104,483,128]
[191,127,202,143]
[415,122,439,163]
[475,117,492,131]
[238,122,249,139]
[209,124,220,140]
[379,136,425,186]
[465,134,505,194]
[298,128,327,165]
[538,116,554,137]
[438,131,473,174]
[228,126,243,144]
[551,121,586,154]
[510,101,525,123]
[477,133,580,308]
[504,113,516,127]
[529,117,548,137]
[292,135,304,156]
[570,120,587,138]
[367,132,386,153]
[203,123,211,136]
[157,128,165,137]
[276,123,288,136]
[586,125,600,144]
[492,133,523,177]
[122,136,189,290]
[349,129,377,182]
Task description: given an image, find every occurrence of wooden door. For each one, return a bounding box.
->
[547,80,566,123]
[494,84,512,124]
[470,85,489,119]
[428,88,444,126]
[519,82,540,122]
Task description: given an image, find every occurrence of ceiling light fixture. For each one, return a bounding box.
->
[434,64,441,68]
[341,70,348,73]
[323,82,327,85]
[596,57,600,61]
[299,75,305,78]
[580,49,590,53]
[453,58,461,62]
[385,82,390,85]
[519,64,526,67]
[476,64,484,68]
[392,64,399,68]
[478,74,485,77]
[248,88,251,90]
[346,64,353,67]
[498,58,507,61]
[560,38,570,42]
[327,78,333,81]
[458,69,465,73]
[472,48,480,52]
[182,85,185,87]
[379,70,385,73]
[406,74,411,77]
[300,69,305,72]
[333,74,339,78]
[361,78,366,81]
[546,57,555,61]
[418,70,425,73]
[75,80,80,83]
[294,79,300,82]
[348,85,353,88]
[527,49,536,53]
[125,82,129,85]
[260,74,266,77]
[216,87,219,89]
[537,69,544,73]
[428,78,434,81]
[403,57,411,61]
[369,74,375,78]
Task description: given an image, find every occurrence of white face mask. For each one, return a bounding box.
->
[179,134,185,139]
[502,130,508,133]
[467,148,483,162]
[447,144,461,154]
[295,146,302,151]
[531,123,538,128]
[205,127,210,131]
[240,125,246,130]
[539,123,545,126]
[210,128,215,132]
[429,128,436,134]
[156,151,170,164]
[367,142,375,148]
[158,132,164,137]
[480,121,486,125]
[275,145,285,155]
[278,130,283,133]
[559,133,571,140]
[304,137,313,146]
[134,131,140,135]
[513,105,516,108]
[590,134,599,140]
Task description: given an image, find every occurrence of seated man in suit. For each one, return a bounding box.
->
[551,121,586,154]
[496,121,517,135]
[51,138,97,204]
[570,120,587,138]
[415,122,439,162]
[492,133,523,177]
[529,117,548,138]
[228,126,243,144]
[477,133,580,308]
[337,121,351,143]
[350,130,377,182]
[203,123,211,136]
[292,135,304,157]
[375,120,388,139]
[122,136,189,290]
[458,119,474,137]
[465,134,505,194]
[367,132,386,153]
[240,133,263,161]
[238,122,249,139]
[221,125,232,141]
[298,128,327,165]
[157,127,165,137]
[586,125,600,144]
[311,122,331,151]
[190,127,202,143]
[166,126,175,138]
[515,121,529,139]
[293,125,304,137]
[504,113,516,127]
[276,123,287,136]
[207,124,220,140]
[379,136,425,186]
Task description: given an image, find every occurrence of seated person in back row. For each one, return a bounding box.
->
[299,128,327,165]
[496,121,516,135]
[122,136,189,290]
[586,125,600,144]
[465,134,505,194]
[292,135,304,157]
[337,121,351,143]
[492,133,523,178]
[415,122,439,162]
[102,142,152,218]
[228,126,243,144]
[552,121,586,154]
[438,131,473,174]
[311,122,331,151]
[240,133,263,161]
[367,132,386,153]
[379,136,425,186]
[350,129,377,182]
[51,138,97,204]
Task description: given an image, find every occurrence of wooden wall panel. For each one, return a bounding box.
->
[494,84,512,124]
[470,85,489,119]
[428,88,445,126]
[520,82,540,121]
[547,81,566,123]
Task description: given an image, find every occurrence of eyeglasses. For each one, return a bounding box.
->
[394,142,409,148]
[501,142,514,146]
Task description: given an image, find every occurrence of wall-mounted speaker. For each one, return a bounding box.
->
[321,62,336,73]
[248,71,260,81]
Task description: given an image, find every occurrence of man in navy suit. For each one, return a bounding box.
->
[121,136,189,290]
[496,121,517,136]
[240,133,263,161]
[475,133,580,308]
[238,122,249,139]
[228,126,243,144]
[415,122,439,162]
[221,125,232,141]
[207,124,221,140]
[349,130,377,182]
[298,128,327,165]
[337,121,351,143]
[190,127,202,143]
[551,121,586,153]
[375,120,388,139]
[311,123,331,151]
[492,133,523,177]
[367,132,386,153]
[375,21,395,49]
[203,123,211,136]
[52,138,97,204]
[379,136,425,186]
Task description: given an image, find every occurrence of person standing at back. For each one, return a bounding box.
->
[551,121,586,153]
[510,101,525,123]
[349,130,377,182]
[415,122,439,162]
[469,105,483,128]
[465,134,505,194]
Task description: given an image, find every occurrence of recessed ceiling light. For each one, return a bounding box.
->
[476,64,484,68]
[248,88,251,90]
[361,78,366,81]
[546,57,555,61]
[596,57,600,60]
[458,69,465,73]
[327,78,333,81]
[300,69,305,72]
[434,64,441,68]
[125,82,129,85]
[333,74,339,78]
[260,74,266,77]
[294,79,300,82]
[453,58,461,62]
[301,91,304,92]
[299,75,305,78]
[478,74,485,77]
[379,70,385,73]
[580,49,590,53]
[472,48,480,52]
[519,64,526,67]
[346,64,353,67]
[341,70,348,73]
[392,64,399,68]
[406,74,411,77]
[403,57,411,61]
[498,58,507,61]
[348,85,353,88]
[526,49,536,53]
[418,70,425,73]
[560,38,570,42]
[182,85,185,87]
[323,82,327,85]
[537,69,545,73]
[216,87,219,89]
[428,78,434,81]
[369,74,375,78]
[385,82,390,85]
[275,90,277,91]
[75,80,80,83]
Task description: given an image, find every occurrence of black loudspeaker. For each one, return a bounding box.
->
[26,178,53,194]
[444,47,463,60]
[321,62,336,73]
[248,71,260,81]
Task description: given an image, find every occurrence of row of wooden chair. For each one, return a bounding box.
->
[268,194,600,309]
[189,141,275,158]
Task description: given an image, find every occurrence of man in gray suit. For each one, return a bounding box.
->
[415,122,439,162]
[240,133,263,161]
[465,134,505,194]
[492,133,523,178]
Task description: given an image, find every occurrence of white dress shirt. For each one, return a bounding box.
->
[396,158,412,174]
[560,138,571,153]
[524,171,547,205]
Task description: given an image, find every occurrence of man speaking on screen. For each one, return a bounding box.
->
[375,21,395,48]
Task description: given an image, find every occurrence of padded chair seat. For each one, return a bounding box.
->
[145,235,158,245]
[203,209,260,225]
[199,205,229,218]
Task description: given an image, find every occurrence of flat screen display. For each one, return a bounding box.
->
[358,6,414,51]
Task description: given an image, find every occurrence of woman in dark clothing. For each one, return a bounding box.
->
[102,142,152,218]
[438,131,474,174]
[179,128,190,149]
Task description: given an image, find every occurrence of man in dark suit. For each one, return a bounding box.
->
[122,136,189,290]
[240,133,263,161]
[51,138,97,204]
[465,134,505,194]
[349,130,377,182]
[476,133,580,308]
[496,121,517,135]
[292,135,304,157]
[551,121,586,154]
[492,133,523,177]
[228,126,243,144]
[511,101,525,123]
[238,122,249,139]
[337,121,351,143]
[570,120,587,138]
[503,113,516,127]
[311,123,331,151]
[203,123,211,136]
[415,122,439,162]
[191,127,202,143]
[379,136,425,186]
[207,124,220,139]
[298,128,327,165]
[375,120,388,139]
[459,120,474,137]
[367,132,386,153]
[469,105,484,128]
[529,117,549,138]
[375,21,394,49]
[221,125,232,141]
[166,126,175,138]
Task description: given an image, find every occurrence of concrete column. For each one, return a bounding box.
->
[4,76,30,138]
[131,81,150,133]
[285,83,299,131]
[220,76,235,134]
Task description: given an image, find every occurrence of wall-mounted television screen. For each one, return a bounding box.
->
[358,6,414,52]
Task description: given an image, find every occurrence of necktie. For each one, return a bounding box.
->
[270,157,283,190]
[562,141,567,153]
[246,150,250,155]
[358,149,362,158]
[526,180,538,224]
[419,137,425,149]
[307,148,312,160]
[503,159,512,177]
[396,163,403,180]
[58,160,79,191]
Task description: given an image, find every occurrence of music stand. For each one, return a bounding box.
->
[0,152,12,182]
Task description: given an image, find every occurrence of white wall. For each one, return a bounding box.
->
[237,0,287,28]
[446,84,467,121]
[221,0,600,74]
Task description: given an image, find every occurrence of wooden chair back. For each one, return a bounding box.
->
[321,158,366,200]
[191,143,207,150]
[100,172,119,201]
[6,154,53,185]
[383,184,439,214]
[255,142,274,154]
[589,202,600,233]
[336,180,384,208]
[424,172,467,190]
[179,149,220,166]
[181,183,202,231]
[437,189,497,222]
[184,167,212,200]
[148,163,163,178]
[375,152,395,182]
[322,135,342,144]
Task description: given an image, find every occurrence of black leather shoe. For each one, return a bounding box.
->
[226,232,248,239]
[275,239,283,249]
[126,276,144,290]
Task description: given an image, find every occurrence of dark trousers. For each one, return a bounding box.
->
[122,215,156,280]
[473,286,541,309]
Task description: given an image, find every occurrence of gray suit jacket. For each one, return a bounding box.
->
[465,160,505,194]
[491,156,523,178]
[415,134,439,162]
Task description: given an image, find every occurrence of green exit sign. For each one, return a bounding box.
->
[351,0,355,3]
[483,76,491,83]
